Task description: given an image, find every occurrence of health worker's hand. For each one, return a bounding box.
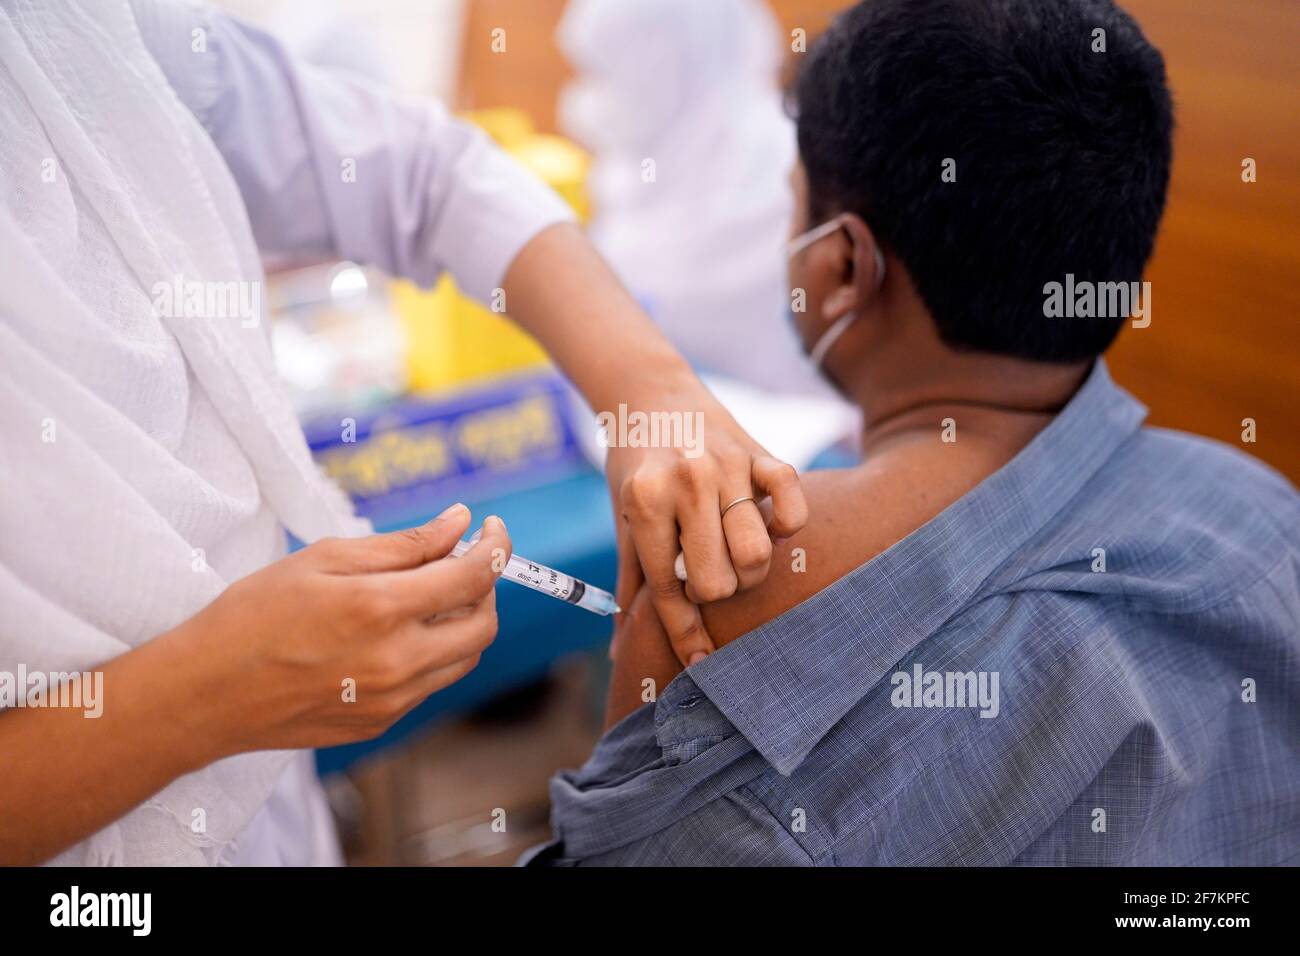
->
[175,505,509,756]
[604,373,808,667]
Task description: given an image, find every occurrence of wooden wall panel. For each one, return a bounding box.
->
[454,0,571,129]
[1101,0,1299,482]
[457,0,1299,481]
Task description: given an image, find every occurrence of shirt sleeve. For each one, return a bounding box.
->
[128,0,576,303]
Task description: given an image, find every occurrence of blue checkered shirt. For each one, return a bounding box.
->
[523,362,1300,865]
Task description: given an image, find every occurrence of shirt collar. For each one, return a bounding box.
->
[665,360,1148,776]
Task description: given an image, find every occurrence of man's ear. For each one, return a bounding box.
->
[818,213,885,322]
[840,213,886,306]
[816,215,855,321]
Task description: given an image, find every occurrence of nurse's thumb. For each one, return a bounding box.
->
[323,503,472,574]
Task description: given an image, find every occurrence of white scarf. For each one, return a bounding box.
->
[0,0,366,864]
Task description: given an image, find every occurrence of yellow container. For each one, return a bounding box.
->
[396,109,590,393]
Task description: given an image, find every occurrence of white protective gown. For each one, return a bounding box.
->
[0,0,570,864]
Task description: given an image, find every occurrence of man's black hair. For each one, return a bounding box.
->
[794,0,1173,362]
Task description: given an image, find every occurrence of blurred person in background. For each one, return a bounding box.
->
[557,0,839,401]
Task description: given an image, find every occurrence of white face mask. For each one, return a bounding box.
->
[786,217,886,368]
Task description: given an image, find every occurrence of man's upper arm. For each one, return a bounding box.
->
[696,469,901,643]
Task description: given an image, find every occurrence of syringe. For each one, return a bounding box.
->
[450,538,620,616]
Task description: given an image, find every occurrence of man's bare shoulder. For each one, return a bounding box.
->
[701,429,1033,647]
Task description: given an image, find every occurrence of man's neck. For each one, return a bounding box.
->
[847,351,1091,452]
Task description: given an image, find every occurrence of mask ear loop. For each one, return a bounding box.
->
[786,216,848,258]
[808,310,858,366]
[808,244,887,367]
